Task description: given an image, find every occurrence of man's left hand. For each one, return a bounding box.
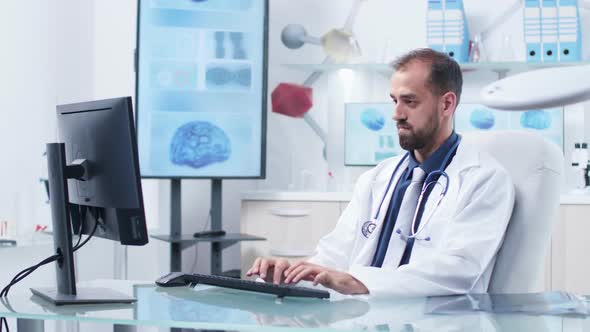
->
[283,261,369,295]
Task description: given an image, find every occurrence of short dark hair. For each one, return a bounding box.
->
[391,48,463,105]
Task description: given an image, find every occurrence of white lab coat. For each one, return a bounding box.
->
[308,140,515,297]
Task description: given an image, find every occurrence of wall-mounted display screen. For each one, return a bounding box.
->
[345,103,403,166]
[454,104,564,150]
[345,102,564,167]
[136,0,268,178]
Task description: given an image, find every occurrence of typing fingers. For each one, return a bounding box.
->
[272,259,290,284]
[283,260,305,277]
[313,271,331,287]
[246,257,262,276]
[286,265,319,284]
[259,258,272,279]
[284,263,307,284]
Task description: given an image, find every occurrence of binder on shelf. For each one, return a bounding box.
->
[427,0,445,53]
[524,0,542,62]
[444,0,469,63]
[541,0,559,62]
[426,0,469,63]
[557,0,582,62]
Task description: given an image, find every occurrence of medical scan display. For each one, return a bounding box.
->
[136,0,267,177]
[345,103,402,166]
[455,104,564,149]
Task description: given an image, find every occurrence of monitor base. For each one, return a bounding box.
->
[31,287,136,306]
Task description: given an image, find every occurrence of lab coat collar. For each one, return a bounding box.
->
[417,131,460,175]
[448,136,479,172]
[369,136,479,216]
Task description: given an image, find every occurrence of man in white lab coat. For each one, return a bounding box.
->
[247,48,515,297]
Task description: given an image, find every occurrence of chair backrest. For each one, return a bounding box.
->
[462,130,564,293]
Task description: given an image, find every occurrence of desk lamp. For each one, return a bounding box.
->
[480,65,590,110]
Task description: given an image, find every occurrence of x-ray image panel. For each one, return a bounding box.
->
[151,61,198,90]
[148,112,259,177]
[137,0,267,178]
[206,30,251,60]
[345,103,403,166]
[150,0,252,12]
[150,28,200,60]
[205,63,251,91]
[455,104,564,150]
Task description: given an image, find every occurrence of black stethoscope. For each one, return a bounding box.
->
[361,136,462,242]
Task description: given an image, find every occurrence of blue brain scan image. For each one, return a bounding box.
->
[469,108,495,129]
[360,108,385,131]
[170,121,231,169]
[520,110,552,130]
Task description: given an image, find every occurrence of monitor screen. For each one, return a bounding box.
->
[57,97,148,246]
[454,103,564,150]
[345,103,403,166]
[136,0,268,178]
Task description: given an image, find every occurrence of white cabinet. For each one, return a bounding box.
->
[551,204,590,294]
[241,192,590,294]
[240,194,347,276]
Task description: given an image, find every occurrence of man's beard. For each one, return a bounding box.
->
[397,115,439,151]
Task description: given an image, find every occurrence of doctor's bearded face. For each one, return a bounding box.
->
[390,60,443,151]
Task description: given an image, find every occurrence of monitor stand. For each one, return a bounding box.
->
[30,143,135,305]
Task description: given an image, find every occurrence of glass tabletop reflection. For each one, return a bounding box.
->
[0,280,582,331]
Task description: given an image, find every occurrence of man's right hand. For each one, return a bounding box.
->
[246,257,292,285]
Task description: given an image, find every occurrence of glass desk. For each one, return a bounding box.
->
[0,279,588,331]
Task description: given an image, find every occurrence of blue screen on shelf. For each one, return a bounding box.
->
[345,103,403,166]
[136,0,267,178]
[454,104,564,150]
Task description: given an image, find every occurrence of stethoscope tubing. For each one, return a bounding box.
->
[367,136,461,241]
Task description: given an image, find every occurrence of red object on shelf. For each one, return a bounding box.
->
[271,83,313,118]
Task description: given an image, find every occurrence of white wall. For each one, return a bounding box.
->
[0,0,58,291]
[0,1,58,242]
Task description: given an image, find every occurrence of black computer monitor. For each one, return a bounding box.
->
[31,97,148,305]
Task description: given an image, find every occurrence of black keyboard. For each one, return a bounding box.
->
[155,272,330,299]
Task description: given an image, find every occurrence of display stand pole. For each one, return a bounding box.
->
[210,179,223,275]
[170,179,182,272]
